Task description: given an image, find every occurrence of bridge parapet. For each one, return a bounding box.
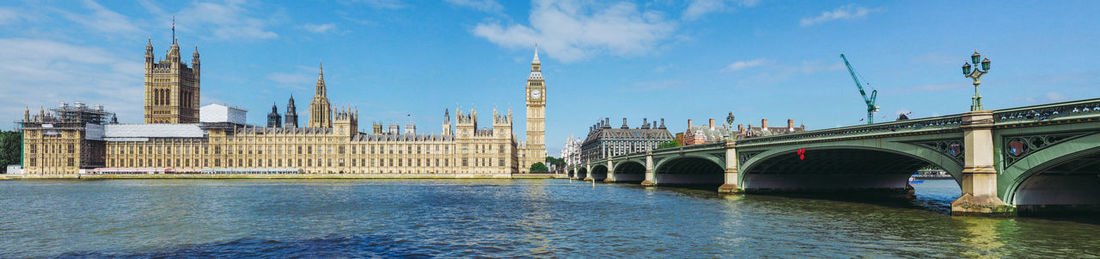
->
[994,98,1100,124]
[736,114,964,146]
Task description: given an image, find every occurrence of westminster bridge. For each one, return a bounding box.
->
[566,98,1100,215]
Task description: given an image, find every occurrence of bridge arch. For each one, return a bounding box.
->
[590,164,609,181]
[1000,132,1100,215]
[651,154,726,186]
[575,167,588,180]
[739,141,963,193]
[611,160,646,182]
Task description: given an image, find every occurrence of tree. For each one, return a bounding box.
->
[0,130,21,173]
[657,141,679,149]
[545,156,565,167]
[529,162,549,173]
[544,156,567,173]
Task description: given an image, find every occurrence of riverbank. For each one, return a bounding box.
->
[0,173,566,180]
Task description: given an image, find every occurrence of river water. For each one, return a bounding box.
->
[0,179,1097,258]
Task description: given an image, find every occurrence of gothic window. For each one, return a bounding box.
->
[29,158,35,167]
[67,158,74,167]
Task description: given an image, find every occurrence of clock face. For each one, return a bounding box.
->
[530,89,542,99]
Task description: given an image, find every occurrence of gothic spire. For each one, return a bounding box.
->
[532,43,540,64]
[315,62,326,96]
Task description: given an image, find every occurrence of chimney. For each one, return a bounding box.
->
[787,119,794,129]
[709,118,715,129]
[738,124,744,134]
[622,117,629,129]
[660,118,665,129]
[687,119,693,131]
[761,118,768,129]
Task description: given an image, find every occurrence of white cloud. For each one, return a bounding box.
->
[800,4,883,27]
[682,0,758,20]
[57,0,141,34]
[0,7,24,25]
[301,23,337,33]
[444,0,503,12]
[798,60,844,73]
[1044,92,1068,102]
[0,38,144,125]
[473,0,676,62]
[722,58,767,72]
[174,0,279,41]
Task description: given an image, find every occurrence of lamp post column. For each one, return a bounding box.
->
[952,50,1013,216]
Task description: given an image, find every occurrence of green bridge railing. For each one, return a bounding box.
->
[993,98,1100,123]
[592,98,1100,163]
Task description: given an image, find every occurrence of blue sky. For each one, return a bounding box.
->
[2,0,1099,155]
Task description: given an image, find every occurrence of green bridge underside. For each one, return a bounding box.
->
[577,98,1100,206]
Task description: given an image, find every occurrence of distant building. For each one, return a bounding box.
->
[308,64,333,128]
[199,104,247,125]
[144,35,200,124]
[560,134,581,168]
[734,118,806,138]
[684,118,728,145]
[683,118,807,145]
[16,102,115,174]
[285,95,299,128]
[267,104,282,128]
[17,39,547,176]
[580,117,673,162]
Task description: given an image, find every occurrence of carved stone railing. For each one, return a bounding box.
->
[736,114,965,146]
[993,98,1100,124]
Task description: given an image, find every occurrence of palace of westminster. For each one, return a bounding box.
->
[16,33,548,176]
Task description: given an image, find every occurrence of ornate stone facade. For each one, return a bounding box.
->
[17,37,543,177]
[144,36,200,124]
[521,47,547,172]
[580,118,673,162]
[308,64,333,129]
[18,103,113,175]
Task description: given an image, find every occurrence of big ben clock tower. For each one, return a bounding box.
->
[525,47,547,169]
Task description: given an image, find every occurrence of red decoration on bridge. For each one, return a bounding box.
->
[797,148,806,160]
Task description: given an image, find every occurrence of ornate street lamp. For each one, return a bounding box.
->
[963,50,991,111]
[725,111,736,140]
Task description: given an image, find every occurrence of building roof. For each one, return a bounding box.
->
[104,124,205,139]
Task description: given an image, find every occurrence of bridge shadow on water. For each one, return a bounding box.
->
[56,234,456,258]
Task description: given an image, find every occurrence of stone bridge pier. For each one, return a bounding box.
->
[595,98,1100,216]
[718,141,741,193]
[952,110,1011,215]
